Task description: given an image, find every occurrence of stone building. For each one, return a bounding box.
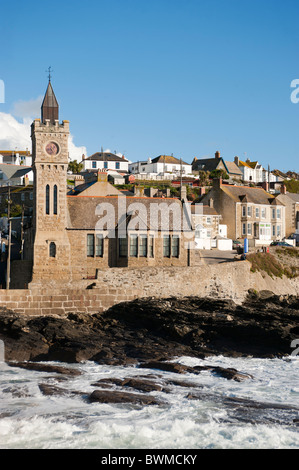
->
[22,80,195,286]
[200,178,286,245]
[276,185,299,237]
[81,152,129,173]
[192,151,243,182]
[129,155,193,179]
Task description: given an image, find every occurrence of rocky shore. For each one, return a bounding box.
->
[0,289,298,365]
[1,290,298,423]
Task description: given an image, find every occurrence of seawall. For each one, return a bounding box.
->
[0,261,297,316]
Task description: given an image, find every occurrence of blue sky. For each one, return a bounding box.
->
[0,0,298,171]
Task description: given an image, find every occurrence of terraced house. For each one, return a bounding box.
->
[200,178,286,246]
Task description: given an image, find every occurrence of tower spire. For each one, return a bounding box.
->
[41,71,59,124]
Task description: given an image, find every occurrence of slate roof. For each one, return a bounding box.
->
[85,152,128,162]
[223,161,243,176]
[192,158,221,172]
[191,205,220,216]
[192,157,242,176]
[0,164,32,180]
[151,155,189,165]
[66,195,193,232]
[221,184,284,205]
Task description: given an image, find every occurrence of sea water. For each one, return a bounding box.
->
[0,355,298,449]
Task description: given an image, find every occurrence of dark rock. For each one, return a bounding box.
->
[38,383,84,397]
[139,361,189,374]
[0,294,298,365]
[7,361,81,376]
[122,378,163,392]
[209,367,253,382]
[88,389,165,406]
[91,378,124,387]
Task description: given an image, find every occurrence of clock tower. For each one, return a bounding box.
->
[30,79,71,283]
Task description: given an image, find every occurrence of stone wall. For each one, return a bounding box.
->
[0,262,297,316]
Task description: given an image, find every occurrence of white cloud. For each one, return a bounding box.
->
[10,96,43,120]
[0,112,31,152]
[0,96,87,161]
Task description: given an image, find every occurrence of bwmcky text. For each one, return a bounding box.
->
[100,454,197,466]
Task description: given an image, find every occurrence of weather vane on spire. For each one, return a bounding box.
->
[46,66,53,82]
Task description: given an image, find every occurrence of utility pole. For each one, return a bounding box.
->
[20,204,24,260]
[6,187,11,290]
[180,158,183,200]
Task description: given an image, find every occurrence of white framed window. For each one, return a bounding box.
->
[206,217,212,225]
[272,208,276,219]
[242,206,246,217]
[272,225,276,237]
[247,206,252,217]
[247,223,252,235]
[242,223,246,235]
[261,208,266,219]
[277,225,281,237]
[277,208,281,219]
[255,207,259,218]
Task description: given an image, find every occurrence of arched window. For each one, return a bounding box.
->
[53,185,58,215]
[46,184,50,215]
[49,242,56,258]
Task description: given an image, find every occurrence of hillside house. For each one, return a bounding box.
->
[200,178,286,246]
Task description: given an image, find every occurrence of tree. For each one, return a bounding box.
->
[209,169,229,180]
[68,160,83,174]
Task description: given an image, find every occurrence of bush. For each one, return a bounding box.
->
[246,252,298,279]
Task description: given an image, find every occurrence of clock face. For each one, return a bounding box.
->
[45,142,59,156]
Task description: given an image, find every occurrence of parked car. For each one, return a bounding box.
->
[270,241,292,247]
[233,240,243,250]
[287,233,299,247]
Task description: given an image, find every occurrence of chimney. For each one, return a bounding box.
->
[134,185,144,197]
[280,184,287,195]
[213,177,222,189]
[180,185,187,201]
[215,151,221,159]
[97,170,108,182]
[209,198,214,208]
[82,154,85,161]
[234,156,239,166]
[262,181,269,192]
